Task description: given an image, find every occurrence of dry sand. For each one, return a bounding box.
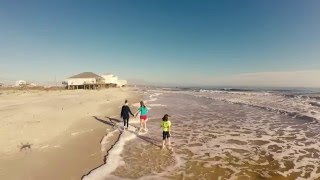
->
[0,88,141,180]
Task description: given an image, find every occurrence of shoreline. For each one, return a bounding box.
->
[0,88,141,180]
[82,91,178,180]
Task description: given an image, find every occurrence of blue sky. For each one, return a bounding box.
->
[0,0,320,86]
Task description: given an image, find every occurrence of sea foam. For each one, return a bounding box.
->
[82,131,136,180]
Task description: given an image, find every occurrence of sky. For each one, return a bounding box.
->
[0,0,320,87]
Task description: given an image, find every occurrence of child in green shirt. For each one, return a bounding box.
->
[161,114,171,149]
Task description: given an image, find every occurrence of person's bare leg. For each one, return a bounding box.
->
[139,119,143,131]
[144,119,148,131]
[167,137,171,146]
[167,137,172,150]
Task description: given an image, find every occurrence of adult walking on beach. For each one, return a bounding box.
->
[120,100,134,131]
[134,101,149,132]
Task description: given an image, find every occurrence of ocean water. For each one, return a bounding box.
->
[83,88,320,180]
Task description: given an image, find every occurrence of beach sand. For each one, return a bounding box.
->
[0,88,141,180]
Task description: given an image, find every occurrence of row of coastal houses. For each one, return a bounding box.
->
[66,72,127,90]
[0,72,127,89]
[0,80,36,88]
[15,80,37,87]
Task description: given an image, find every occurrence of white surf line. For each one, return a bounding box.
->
[82,117,138,180]
[83,131,136,180]
[100,129,119,152]
[148,104,167,107]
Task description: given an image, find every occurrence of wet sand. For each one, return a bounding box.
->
[105,90,320,179]
[0,88,141,180]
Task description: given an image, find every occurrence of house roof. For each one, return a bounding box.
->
[68,72,102,79]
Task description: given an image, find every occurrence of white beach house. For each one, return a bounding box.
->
[116,80,127,87]
[100,74,118,87]
[67,72,103,89]
[15,80,27,87]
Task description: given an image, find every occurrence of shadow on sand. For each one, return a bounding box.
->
[92,116,161,148]
[92,116,115,127]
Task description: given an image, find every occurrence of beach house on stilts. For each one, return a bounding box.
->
[100,74,118,87]
[67,72,104,90]
[116,79,127,87]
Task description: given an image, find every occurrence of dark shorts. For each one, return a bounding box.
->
[163,131,170,140]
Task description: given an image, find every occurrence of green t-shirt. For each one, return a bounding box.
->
[138,106,148,116]
[161,120,171,132]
